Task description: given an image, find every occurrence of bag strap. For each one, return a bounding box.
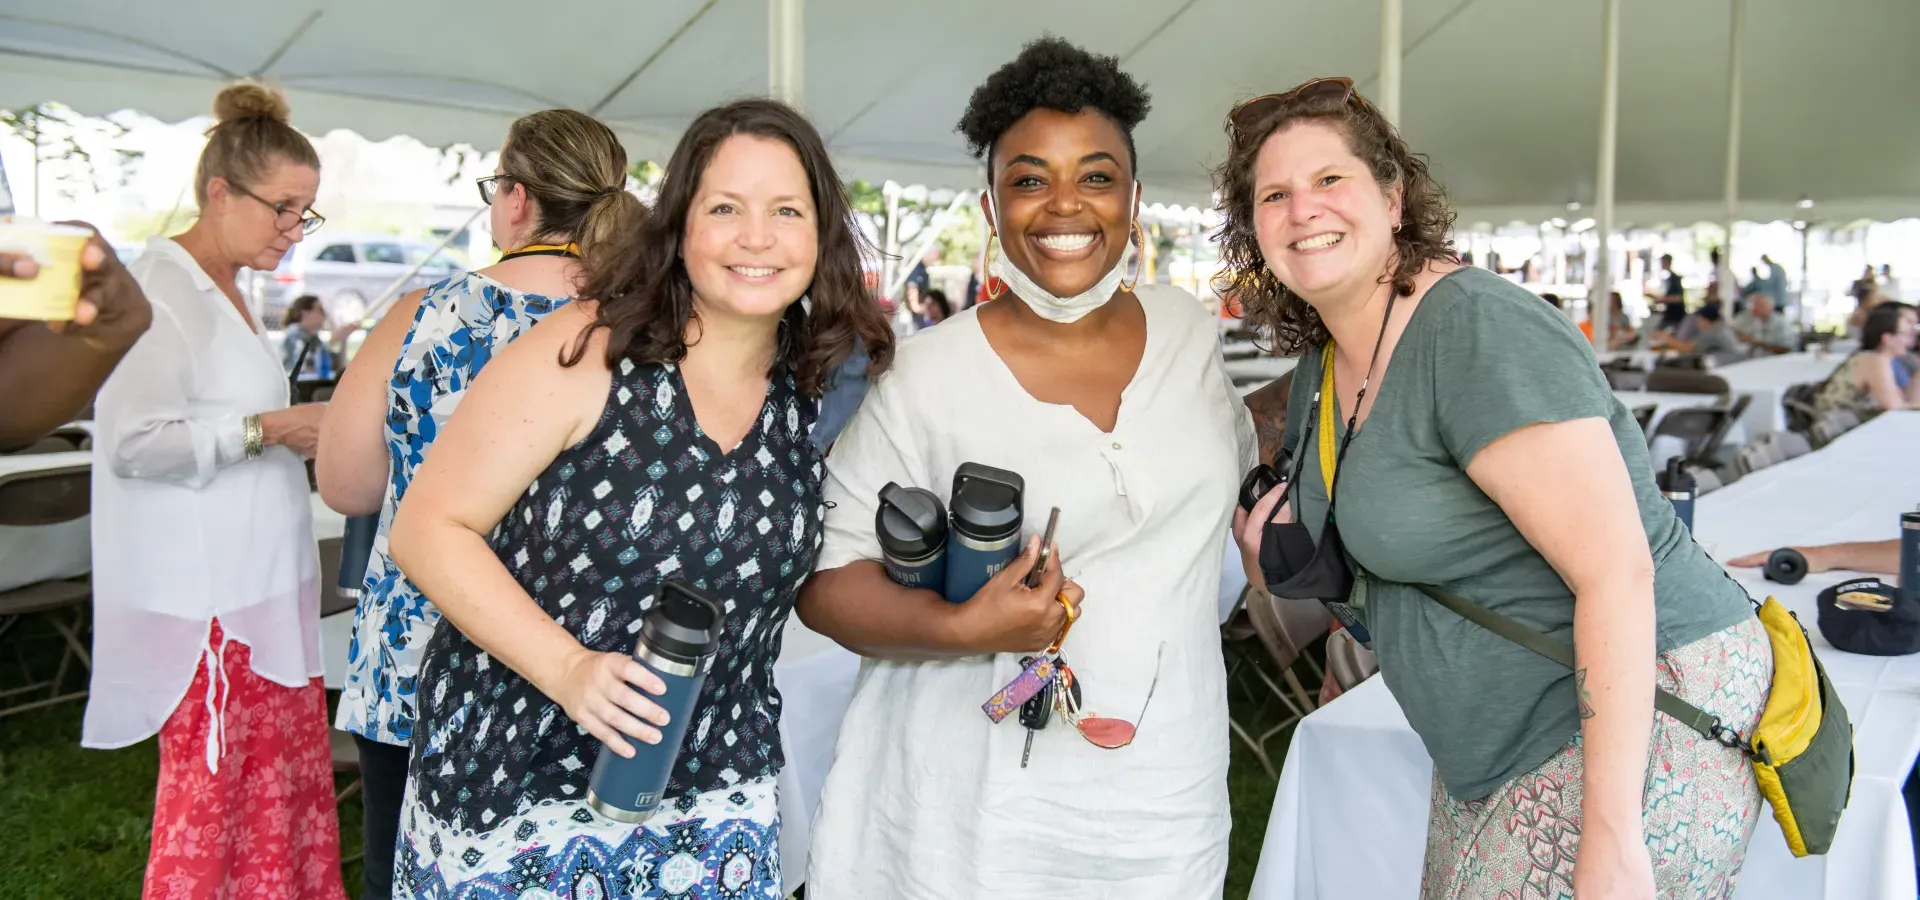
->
[1413,583,1730,743]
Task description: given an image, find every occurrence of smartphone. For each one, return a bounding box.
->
[1025,507,1061,588]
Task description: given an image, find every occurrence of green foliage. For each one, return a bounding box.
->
[0,103,143,215]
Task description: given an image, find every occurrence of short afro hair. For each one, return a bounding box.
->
[957,36,1152,176]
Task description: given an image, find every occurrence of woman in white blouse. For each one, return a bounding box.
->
[85,82,345,898]
[797,39,1253,897]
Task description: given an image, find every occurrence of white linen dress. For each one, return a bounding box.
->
[806,283,1255,898]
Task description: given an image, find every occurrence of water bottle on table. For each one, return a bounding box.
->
[1658,457,1696,532]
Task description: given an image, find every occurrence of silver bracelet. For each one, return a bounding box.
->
[243,414,264,459]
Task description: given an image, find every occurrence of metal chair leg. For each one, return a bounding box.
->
[1228,716,1277,779]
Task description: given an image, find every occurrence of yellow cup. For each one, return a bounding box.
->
[0,220,94,321]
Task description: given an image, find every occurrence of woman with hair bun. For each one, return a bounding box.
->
[317,107,641,900]
[86,80,347,898]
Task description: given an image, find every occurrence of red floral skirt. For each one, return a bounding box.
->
[142,620,346,900]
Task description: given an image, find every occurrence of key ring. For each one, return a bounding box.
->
[1046,588,1079,654]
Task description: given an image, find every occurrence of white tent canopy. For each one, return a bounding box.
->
[3,0,1916,223]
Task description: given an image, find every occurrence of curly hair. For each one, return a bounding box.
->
[566,99,894,396]
[957,36,1151,173]
[1211,83,1457,356]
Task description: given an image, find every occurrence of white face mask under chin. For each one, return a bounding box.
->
[986,187,1138,325]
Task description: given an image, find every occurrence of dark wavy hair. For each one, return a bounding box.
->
[956,35,1151,174]
[566,99,893,395]
[1861,301,1915,352]
[1211,82,1457,356]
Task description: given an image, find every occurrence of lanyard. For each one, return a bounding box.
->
[499,242,579,262]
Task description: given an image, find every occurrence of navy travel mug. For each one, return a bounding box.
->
[943,462,1024,603]
[877,483,947,591]
[337,514,379,601]
[1659,458,1696,532]
[1901,508,1920,609]
[587,580,725,822]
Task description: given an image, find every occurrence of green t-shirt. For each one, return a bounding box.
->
[1282,267,1752,800]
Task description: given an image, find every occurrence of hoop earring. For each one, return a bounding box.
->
[1118,221,1144,292]
[985,232,1007,300]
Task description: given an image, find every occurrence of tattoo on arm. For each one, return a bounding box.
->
[1576,667,1595,720]
[1242,371,1294,466]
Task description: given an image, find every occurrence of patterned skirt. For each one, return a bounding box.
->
[144,620,347,900]
[394,776,780,899]
[1421,615,1772,900]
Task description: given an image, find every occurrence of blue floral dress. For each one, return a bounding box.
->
[336,272,570,746]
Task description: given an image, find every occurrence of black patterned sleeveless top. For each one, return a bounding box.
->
[408,357,824,833]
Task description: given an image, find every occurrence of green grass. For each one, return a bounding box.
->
[0,614,1298,899]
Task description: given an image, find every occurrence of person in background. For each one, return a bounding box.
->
[1220,76,1769,898]
[913,286,951,328]
[316,108,635,900]
[1758,254,1789,311]
[799,37,1251,897]
[1658,302,1748,365]
[1711,246,1740,312]
[1658,252,1685,304]
[386,98,892,898]
[279,293,357,381]
[1732,293,1794,355]
[1815,301,1920,418]
[86,81,344,899]
[0,228,151,448]
[902,244,939,313]
[1881,263,1901,303]
[1603,291,1638,351]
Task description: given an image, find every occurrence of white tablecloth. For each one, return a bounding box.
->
[1252,412,1920,900]
[1716,351,1849,433]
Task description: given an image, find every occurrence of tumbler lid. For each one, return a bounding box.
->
[950,462,1024,541]
[641,581,725,663]
[877,483,947,559]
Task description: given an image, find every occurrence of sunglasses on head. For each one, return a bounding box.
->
[1055,642,1165,749]
[1225,77,1357,141]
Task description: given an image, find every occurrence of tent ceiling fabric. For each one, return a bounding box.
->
[2,0,1916,223]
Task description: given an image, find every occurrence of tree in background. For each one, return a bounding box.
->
[0,102,144,217]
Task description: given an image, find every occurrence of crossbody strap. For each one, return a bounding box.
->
[1413,583,1730,743]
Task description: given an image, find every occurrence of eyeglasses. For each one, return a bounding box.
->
[1225,77,1357,142]
[476,174,510,206]
[230,183,324,236]
[1055,642,1165,749]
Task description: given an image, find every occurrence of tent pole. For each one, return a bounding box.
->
[1591,0,1620,350]
[768,0,804,110]
[1380,0,1403,125]
[1722,0,1744,293]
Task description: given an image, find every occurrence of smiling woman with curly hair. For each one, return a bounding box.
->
[1220,79,1772,899]
[796,36,1254,898]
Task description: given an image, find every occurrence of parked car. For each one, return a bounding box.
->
[247,231,468,328]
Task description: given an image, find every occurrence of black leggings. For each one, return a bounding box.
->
[353,736,412,900]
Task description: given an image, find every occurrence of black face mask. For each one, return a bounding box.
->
[1252,292,1398,645]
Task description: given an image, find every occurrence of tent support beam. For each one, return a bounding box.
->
[1722,0,1745,281]
[1380,0,1402,125]
[769,0,804,109]
[589,0,722,115]
[1590,0,1619,350]
[252,11,322,79]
